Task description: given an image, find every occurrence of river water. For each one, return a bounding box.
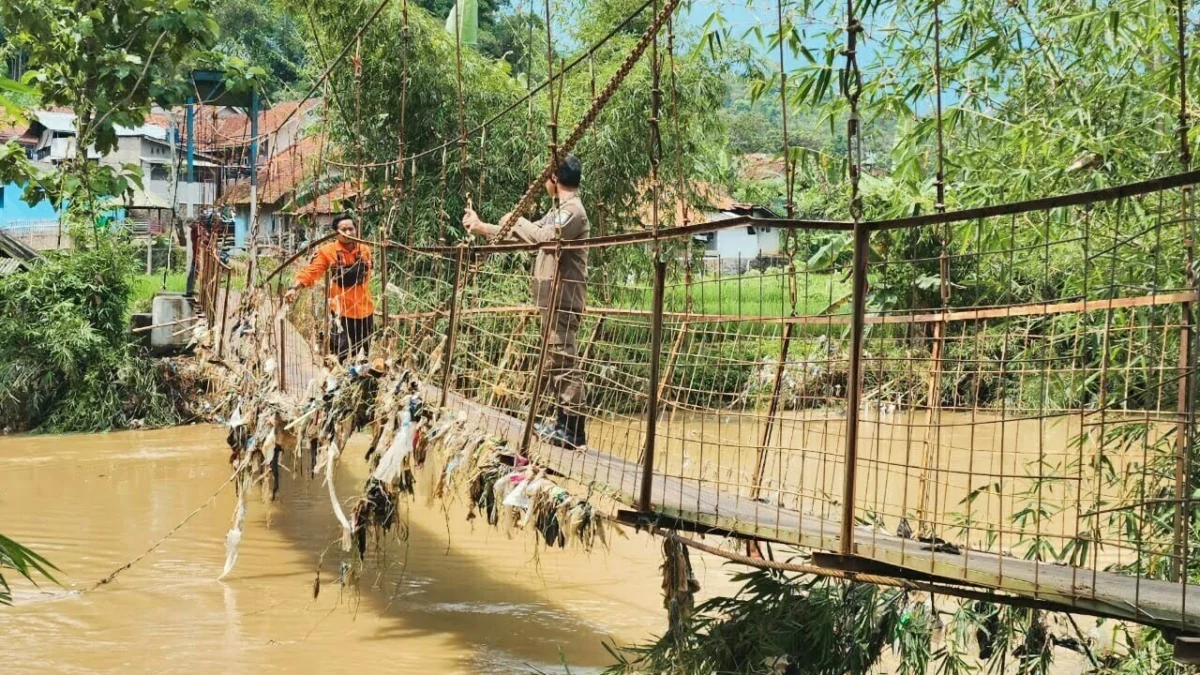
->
[0,427,737,674]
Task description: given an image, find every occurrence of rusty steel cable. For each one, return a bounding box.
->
[246,0,392,148]
[396,0,687,348]
[484,0,683,247]
[333,0,661,171]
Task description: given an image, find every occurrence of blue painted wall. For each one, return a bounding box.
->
[0,181,59,226]
[233,206,249,249]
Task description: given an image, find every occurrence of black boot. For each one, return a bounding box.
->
[535,407,564,439]
[545,413,586,450]
[566,414,586,448]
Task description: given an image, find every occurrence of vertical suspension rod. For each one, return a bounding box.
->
[642,258,668,511]
[840,0,866,556]
[916,0,951,535]
[1172,0,1196,591]
[751,0,798,500]
[453,0,469,196]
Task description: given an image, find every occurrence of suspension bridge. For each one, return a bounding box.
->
[184,0,1200,656]
[195,165,1200,644]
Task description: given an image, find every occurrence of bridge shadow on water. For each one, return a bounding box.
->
[262,432,663,673]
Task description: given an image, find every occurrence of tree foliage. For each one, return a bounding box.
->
[212,0,310,98]
[1,0,219,155]
[0,533,58,606]
[0,0,223,225]
[0,0,222,433]
[605,569,935,675]
[0,242,178,432]
[294,0,729,250]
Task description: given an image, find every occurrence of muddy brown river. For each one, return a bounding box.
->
[0,427,737,674]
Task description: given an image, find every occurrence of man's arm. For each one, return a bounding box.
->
[294,248,331,288]
[284,248,331,302]
[506,213,557,244]
[464,208,552,244]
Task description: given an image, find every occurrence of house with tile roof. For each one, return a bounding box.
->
[1,109,222,235]
[220,133,337,249]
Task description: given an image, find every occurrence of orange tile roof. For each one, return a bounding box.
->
[0,118,29,144]
[634,180,737,227]
[221,133,334,206]
[180,99,320,152]
[213,99,319,149]
[145,112,173,130]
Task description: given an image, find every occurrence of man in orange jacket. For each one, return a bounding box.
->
[284,213,375,363]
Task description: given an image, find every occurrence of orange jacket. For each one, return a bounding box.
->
[295,241,375,319]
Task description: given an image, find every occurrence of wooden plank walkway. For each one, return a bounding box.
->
[431,385,1200,634]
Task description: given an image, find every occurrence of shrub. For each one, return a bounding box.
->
[0,243,177,432]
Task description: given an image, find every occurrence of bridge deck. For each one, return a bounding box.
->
[431,384,1200,633]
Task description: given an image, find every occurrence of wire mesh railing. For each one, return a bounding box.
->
[236,172,1200,632]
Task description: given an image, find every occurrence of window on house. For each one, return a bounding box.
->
[746,226,756,235]
[0,185,5,209]
[150,165,169,181]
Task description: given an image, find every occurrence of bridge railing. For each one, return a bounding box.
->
[249,172,1200,629]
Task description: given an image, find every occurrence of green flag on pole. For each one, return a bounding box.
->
[444,0,478,45]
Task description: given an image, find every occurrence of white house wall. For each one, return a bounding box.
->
[714,227,762,261]
[756,226,781,255]
[145,179,217,217]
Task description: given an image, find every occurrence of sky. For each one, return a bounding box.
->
[680,0,843,70]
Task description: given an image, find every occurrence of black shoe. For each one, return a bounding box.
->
[544,414,586,450]
[534,407,564,439]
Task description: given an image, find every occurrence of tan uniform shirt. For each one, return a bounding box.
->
[502,195,590,314]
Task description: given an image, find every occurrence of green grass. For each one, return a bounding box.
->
[610,270,850,318]
[130,272,188,314]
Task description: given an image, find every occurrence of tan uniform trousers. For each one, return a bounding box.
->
[543,308,585,410]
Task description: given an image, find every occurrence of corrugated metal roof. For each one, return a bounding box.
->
[0,228,39,261]
[118,123,167,140]
[35,111,76,133]
[33,111,169,139]
[0,258,24,276]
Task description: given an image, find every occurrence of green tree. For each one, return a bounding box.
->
[478,10,550,81]
[212,0,310,97]
[1,0,221,223]
[295,0,728,245]
[0,0,225,432]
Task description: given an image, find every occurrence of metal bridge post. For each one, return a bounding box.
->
[323,270,331,359]
[640,257,667,512]
[1173,187,1196,584]
[277,313,287,393]
[840,223,869,555]
[380,242,390,338]
[218,264,232,360]
[439,244,466,408]
[1171,0,1195,589]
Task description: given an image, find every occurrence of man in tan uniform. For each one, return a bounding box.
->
[463,154,590,449]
